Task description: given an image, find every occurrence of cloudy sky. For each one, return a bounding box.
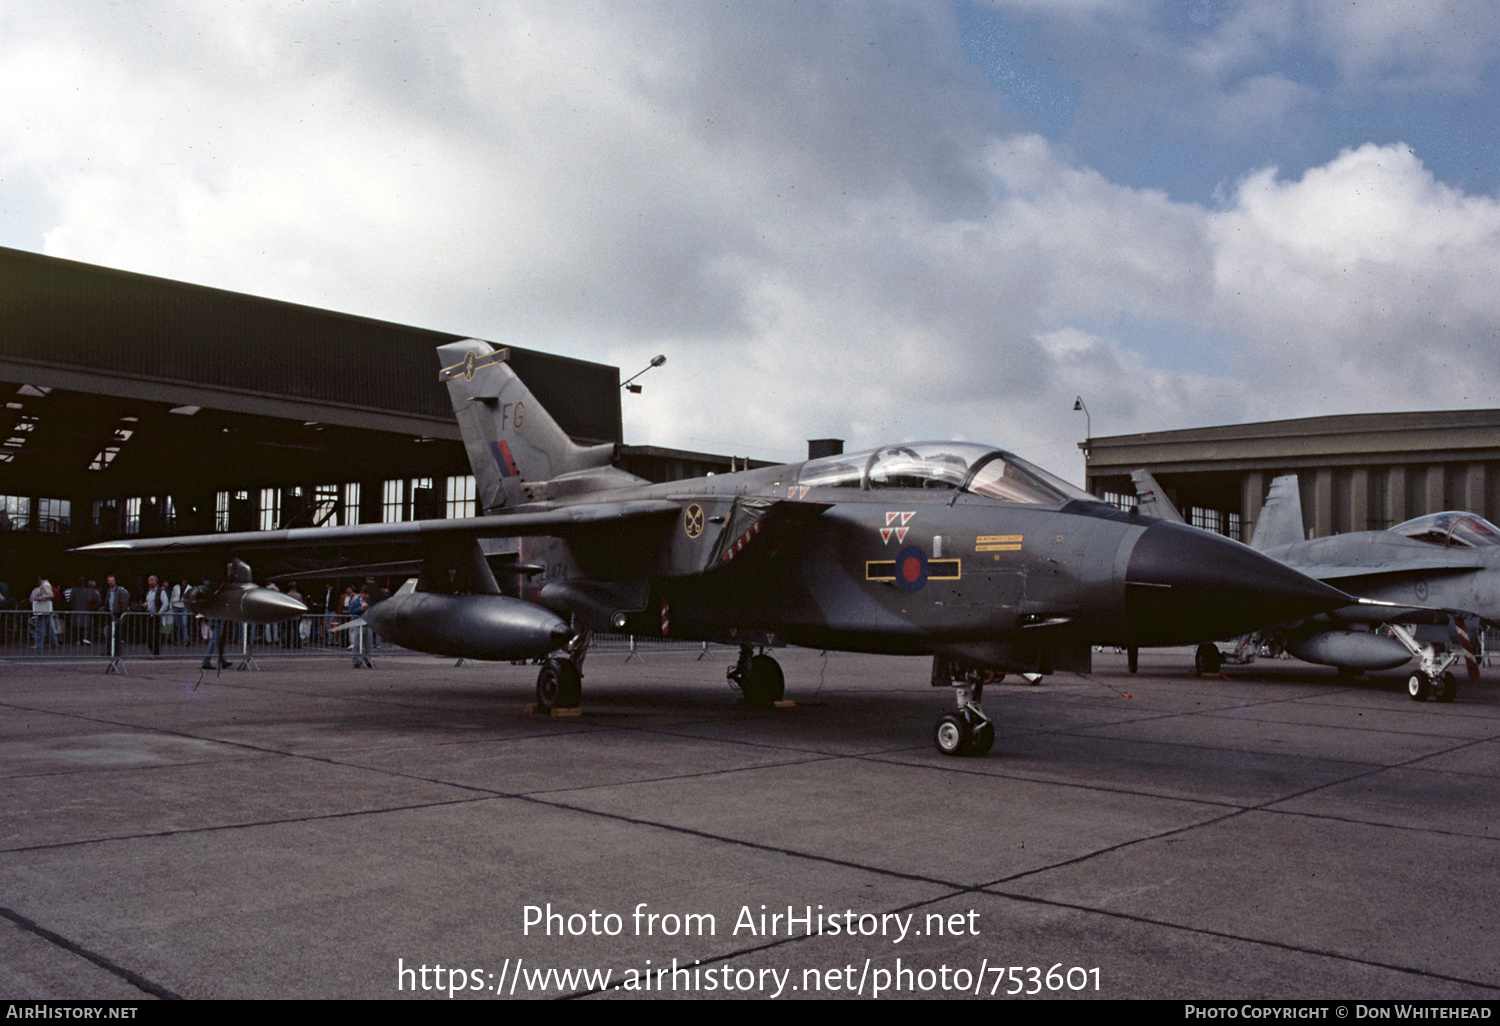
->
[2,1,1498,481]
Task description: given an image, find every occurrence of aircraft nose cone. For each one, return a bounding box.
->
[1124,521,1349,646]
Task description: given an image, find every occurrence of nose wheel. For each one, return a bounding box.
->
[934,707,994,757]
[1389,624,1462,704]
[932,681,994,757]
[929,656,999,756]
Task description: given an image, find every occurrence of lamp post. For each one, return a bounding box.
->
[1073,396,1091,483]
[622,354,667,394]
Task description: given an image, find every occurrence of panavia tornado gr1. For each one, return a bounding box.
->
[76,339,1351,755]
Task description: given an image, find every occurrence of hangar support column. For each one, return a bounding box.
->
[1349,468,1369,534]
[1426,465,1446,514]
[1312,469,1333,539]
[1464,464,1486,517]
[1386,466,1406,526]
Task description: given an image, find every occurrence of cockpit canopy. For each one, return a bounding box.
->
[796,442,1096,505]
[1391,511,1500,548]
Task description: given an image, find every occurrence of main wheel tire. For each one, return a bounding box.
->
[1407,672,1432,702]
[1437,671,1458,703]
[933,713,970,757]
[968,721,995,756]
[536,659,582,709]
[741,654,785,707]
[1127,647,1139,674]
[1194,643,1222,675]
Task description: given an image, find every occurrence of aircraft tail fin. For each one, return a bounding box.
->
[1250,474,1305,551]
[1130,469,1185,523]
[437,339,617,512]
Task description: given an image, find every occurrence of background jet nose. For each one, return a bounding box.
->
[1124,521,1348,646]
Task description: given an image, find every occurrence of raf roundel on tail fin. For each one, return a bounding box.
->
[437,339,617,512]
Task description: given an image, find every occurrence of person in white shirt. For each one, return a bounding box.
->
[142,575,169,655]
[30,575,58,648]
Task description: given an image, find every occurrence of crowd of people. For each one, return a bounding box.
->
[0,573,389,661]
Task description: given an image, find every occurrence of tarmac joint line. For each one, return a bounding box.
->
[1,906,184,1001]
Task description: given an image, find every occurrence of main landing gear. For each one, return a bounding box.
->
[930,656,997,757]
[535,633,590,709]
[727,644,785,707]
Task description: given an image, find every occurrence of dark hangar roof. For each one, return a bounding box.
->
[0,246,622,445]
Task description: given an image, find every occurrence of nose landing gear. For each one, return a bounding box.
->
[1388,624,1462,703]
[933,692,994,757]
[930,655,997,756]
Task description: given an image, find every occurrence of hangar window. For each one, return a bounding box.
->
[91,500,115,533]
[122,496,171,535]
[0,495,30,531]
[446,475,476,518]
[87,446,120,471]
[382,478,434,523]
[259,488,281,531]
[215,490,251,532]
[1189,506,1222,534]
[36,498,69,533]
[382,480,403,523]
[88,415,138,472]
[1188,506,1242,542]
[3,415,35,457]
[311,484,338,526]
[311,483,361,527]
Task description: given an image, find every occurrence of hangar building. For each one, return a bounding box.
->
[0,247,748,586]
[1084,411,1500,543]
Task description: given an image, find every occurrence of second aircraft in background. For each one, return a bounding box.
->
[1132,469,1490,701]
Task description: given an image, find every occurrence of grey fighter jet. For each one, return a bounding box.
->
[76,340,1350,755]
[1136,470,1491,701]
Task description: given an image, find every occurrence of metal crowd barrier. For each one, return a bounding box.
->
[0,610,742,669]
[0,611,382,667]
